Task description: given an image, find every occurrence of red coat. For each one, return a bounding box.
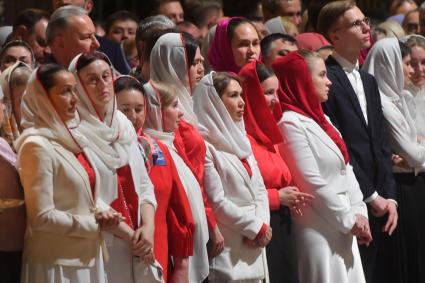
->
[248,135,292,211]
[145,136,195,282]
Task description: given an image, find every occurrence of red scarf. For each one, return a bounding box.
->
[239,60,283,151]
[272,52,350,164]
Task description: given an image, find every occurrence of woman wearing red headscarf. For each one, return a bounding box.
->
[273,50,371,283]
[239,60,314,283]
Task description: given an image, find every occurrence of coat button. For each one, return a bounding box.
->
[341,169,346,175]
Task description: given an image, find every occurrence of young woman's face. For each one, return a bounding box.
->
[220,79,245,122]
[310,57,332,102]
[260,75,279,111]
[48,71,78,122]
[117,88,145,132]
[410,45,425,87]
[402,54,414,87]
[162,97,183,132]
[230,23,261,68]
[189,47,205,90]
[78,59,114,114]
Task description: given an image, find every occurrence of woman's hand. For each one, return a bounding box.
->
[279,186,314,216]
[351,214,372,246]
[208,225,225,259]
[171,257,189,283]
[131,224,155,263]
[244,226,273,248]
[95,209,123,231]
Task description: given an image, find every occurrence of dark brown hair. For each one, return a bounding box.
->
[212,71,242,97]
[76,52,111,72]
[37,63,68,92]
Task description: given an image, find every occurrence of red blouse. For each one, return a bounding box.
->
[174,119,217,229]
[142,135,195,283]
[248,135,292,211]
[75,152,96,198]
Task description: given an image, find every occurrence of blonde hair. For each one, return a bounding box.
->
[406,35,425,50]
[152,81,178,109]
[281,17,299,37]
[10,66,32,88]
[376,20,405,39]
[298,49,324,72]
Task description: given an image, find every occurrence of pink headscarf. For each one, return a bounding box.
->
[208,17,242,74]
[296,32,332,51]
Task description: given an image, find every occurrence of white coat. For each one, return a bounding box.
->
[204,142,270,282]
[279,111,368,283]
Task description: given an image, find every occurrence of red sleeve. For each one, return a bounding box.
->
[255,223,268,241]
[268,188,281,211]
[165,145,195,257]
[175,121,217,229]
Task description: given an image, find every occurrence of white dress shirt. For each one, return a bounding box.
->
[332,52,369,124]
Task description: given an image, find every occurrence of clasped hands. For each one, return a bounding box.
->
[95,209,155,264]
[351,214,372,246]
[243,225,273,248]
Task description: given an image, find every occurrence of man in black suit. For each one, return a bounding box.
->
[317,1,398,282]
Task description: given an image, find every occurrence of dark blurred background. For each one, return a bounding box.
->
[2,0,424,25]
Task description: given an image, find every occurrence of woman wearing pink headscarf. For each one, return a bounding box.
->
[208,17,261,74]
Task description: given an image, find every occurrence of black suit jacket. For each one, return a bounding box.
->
[322,56,396,201]
[96,36,131,75]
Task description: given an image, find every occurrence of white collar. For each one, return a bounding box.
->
[332,52,359,72]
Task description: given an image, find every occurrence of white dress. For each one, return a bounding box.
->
[145,128,210,283]
[278,111,367,283]
[21,246,107,283]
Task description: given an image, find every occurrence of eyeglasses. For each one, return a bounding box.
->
[348,17,370,31]
[334,17,370,32]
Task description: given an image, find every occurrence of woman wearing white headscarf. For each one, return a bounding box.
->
[68,52,158,283]
[193,72,270,282]
[0,84,25,283]
[15,64,121,283]
[147,31,224,271]
[143,81,210,282]
[404,35,425,140]
[0,61,32,145]
[363,36,425,283]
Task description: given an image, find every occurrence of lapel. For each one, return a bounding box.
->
[52,142,94,205]
[221,152,256,198]
[298,114,345,165]
[328,56,368,129]
[359,71,375,138]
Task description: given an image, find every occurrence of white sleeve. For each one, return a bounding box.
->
[280,118,356,234]
[203,145,265,240]
[18,139,99,239]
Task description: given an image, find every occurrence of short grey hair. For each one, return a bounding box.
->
[136,15,175,43]
[46,5,88,45]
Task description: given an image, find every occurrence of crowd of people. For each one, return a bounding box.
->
[0,0,424,282]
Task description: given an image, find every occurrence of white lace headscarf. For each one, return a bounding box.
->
[192,72,252,159]
[149,32,198,125]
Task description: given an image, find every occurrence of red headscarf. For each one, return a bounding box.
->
[208,17,242,74]
[272,52,350,164]
[239,60,283,151]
